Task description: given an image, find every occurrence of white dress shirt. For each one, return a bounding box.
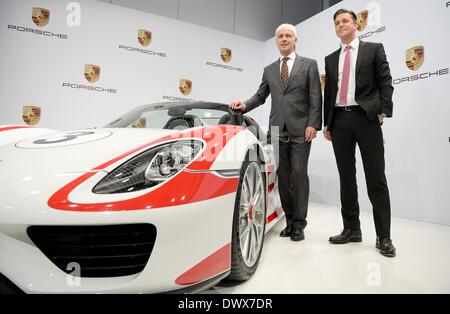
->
[279,51,296,77]
[335,37,360,107]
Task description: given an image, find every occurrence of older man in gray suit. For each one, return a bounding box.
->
[230,24,322,241]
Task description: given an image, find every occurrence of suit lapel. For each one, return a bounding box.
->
[285,55,304,91]
[355,41,366,75]
[330,48,340,83]
[270,60,283,91]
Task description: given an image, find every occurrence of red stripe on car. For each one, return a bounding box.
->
[49,171,239,211]
[0,126,31,132]
[175,243,231,285]
[48,125,244,211]
[266,210,279,224]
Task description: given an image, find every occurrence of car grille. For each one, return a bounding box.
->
[27,224,157,278]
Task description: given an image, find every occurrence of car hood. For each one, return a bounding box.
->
[0,128,184,221]
[0,128,178,173]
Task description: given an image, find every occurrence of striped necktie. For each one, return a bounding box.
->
[281,57,289,90]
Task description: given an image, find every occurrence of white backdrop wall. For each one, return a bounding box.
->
[264,0,450,225]
[1,0,449,226]
[0,0,265,130]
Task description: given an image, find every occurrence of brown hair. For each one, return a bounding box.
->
[333,9,357,22]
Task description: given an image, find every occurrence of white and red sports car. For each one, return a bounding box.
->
[0,102,283,293]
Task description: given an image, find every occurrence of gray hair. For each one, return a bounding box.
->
[275,23,297,37]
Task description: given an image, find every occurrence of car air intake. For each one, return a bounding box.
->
[27,224,157,278]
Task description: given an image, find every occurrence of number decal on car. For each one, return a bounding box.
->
[16,130,112,148]
[33,131,95,144]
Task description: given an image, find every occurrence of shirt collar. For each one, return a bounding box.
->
[280,51,296,62]
[340,37,359,53]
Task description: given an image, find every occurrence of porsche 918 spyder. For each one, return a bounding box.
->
[0,102,283,293]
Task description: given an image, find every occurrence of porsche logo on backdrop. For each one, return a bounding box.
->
[84,64,101,83]
[356,8,385,40]
[138,29,152,47]
[221,48,232,63]
[162,80,196,102]
[205,47,243,72]
[132,117,147,128]
[118,29,166,57]
[405,46,425,71]
[62,64,116,93]
[7,7,67,39]
[32,7,50,27]
[22,106,41,126]
[179,80,192,96]
[393,45,448,85]
[356,10,368,32]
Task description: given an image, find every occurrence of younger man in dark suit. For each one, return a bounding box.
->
[323,9,396,257]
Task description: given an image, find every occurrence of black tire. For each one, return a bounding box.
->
[227,152,267,281]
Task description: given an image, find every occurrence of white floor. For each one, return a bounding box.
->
[204,202,450,294]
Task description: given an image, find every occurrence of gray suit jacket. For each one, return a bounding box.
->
[244,54,322,137]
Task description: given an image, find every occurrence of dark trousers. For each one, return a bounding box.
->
[276,133,312,230]
[331,108,391,238]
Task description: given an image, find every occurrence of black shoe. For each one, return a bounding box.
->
[376,237,396,257]
[279,225,292,237]
[290,228,305,242]
[329,228,362,244]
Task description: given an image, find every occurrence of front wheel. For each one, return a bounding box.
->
[228,157,266,281]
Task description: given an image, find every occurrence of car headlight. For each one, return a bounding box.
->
[93,140,203,194]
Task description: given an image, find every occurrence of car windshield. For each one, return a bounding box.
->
[104,102,230,130]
